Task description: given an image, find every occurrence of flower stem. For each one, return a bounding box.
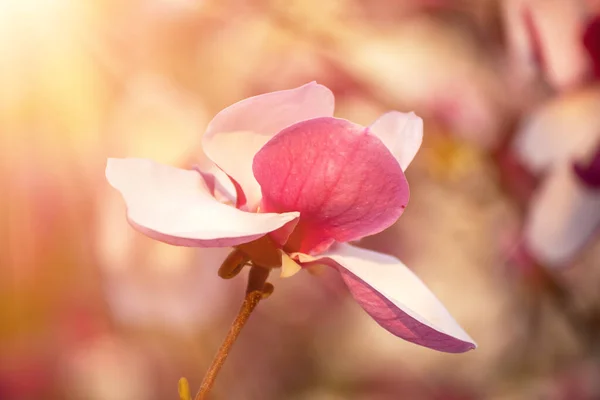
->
[194,265,271,400]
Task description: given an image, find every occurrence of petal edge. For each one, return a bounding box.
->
[106,158,299,247]
[296,244,476,353]
[253,117,409,254]
[202,82,335,210]
[369,111,423,171]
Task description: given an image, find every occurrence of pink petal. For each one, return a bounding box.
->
[295,244,476,353]
[513,89,600,174]
[253,117,409,255]
[524,164,600,268]
[584,16,600,79]
[202,82,335,210]
[369,111,423,171]
[106,158,299,247]
[504,0,590,90]
[574,143,600,189]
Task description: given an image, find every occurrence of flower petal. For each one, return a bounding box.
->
[253,117,409,254]
[280,250,302,278]
[513,89,600,174]
[524,164,600,268]
[295,244,476,353]
[202,82,335,210]
[574,143,600,189]
[106,158,299,247]
[193,154,238,206]
[369,111,423,171]
[504,0,590,90]
[584,16,600,79]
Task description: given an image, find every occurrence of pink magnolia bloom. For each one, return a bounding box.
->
[106,82,476,353]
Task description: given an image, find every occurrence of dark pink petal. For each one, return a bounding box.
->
[573,142,600,189]
[294,244,476,353]
[369,111,423,171]
[202,82,335,210]
[106,158,299,247]
[583,16,600,79]
[253,117,409,254]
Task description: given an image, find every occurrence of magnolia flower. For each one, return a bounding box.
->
[106,82,476,353]
[513,86,600,267]
[511,14,600,268]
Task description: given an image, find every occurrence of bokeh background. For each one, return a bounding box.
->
[3,0,600,399]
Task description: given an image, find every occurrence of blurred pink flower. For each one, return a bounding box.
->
[512,86,600,268]
[503,0,591,91]
[511,15,600,269]
[106,82,476,353]
[523,161,600,268]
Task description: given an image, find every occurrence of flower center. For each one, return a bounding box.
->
[236,235,282,269]
[218,235,303,279]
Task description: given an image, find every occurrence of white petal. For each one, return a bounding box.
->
[106,158,299,247]
[202,82,334,210]
[369,111,423,171]
[296,244,476,353]
[513,87,600,174]
[525,164,600,267]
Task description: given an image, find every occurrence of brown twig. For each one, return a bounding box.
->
[194,265,271,400]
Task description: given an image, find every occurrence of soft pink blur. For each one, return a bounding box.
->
[3,0,600,399]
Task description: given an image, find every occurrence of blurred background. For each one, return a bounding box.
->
[3,0,600,399]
